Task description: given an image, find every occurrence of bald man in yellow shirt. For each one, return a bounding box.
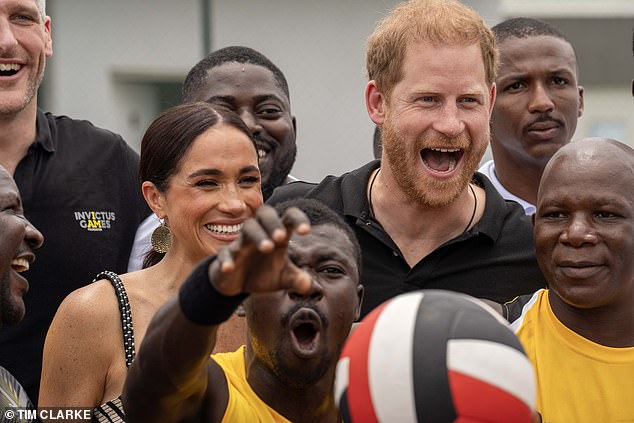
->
[503,138,634,422]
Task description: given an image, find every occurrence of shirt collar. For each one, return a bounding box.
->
[339,160,381,219]
[478,160,535,215]
[339,159,524,244]
[33,109,55,153]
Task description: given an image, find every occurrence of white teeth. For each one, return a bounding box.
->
[430,148,460,153]
[447,158,456,172]
[258,149,266,159]
[205,223,243,234]
[11,258,29,272]
[0,63,21,72]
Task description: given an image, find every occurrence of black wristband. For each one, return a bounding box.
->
[179,256,248,325]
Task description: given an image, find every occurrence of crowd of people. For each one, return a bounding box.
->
[0,0,632,422]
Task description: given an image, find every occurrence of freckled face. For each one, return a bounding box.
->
[160,124,263,263]
[381,40,494,207]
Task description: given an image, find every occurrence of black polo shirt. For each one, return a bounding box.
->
[0,110,150,403]
[269,160,546,318]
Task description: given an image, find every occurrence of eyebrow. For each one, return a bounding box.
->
[204,94,286,105]
[205,95,234,104]
[252,94,286,104]
[0,190,21,208]
[188,165,259,179]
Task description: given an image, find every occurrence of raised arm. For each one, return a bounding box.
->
[123,205,311,423]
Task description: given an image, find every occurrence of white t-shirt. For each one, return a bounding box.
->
[478,160,535,216]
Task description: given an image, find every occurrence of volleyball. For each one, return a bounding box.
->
[335,290,535,423]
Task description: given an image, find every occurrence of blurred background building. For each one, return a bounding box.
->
[41,0,634,182]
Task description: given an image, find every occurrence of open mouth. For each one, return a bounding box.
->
[11,257,30,272]
[0,64,21,77]
[205,223,243,235]
[420,148,464,173]
[289,308,322,358]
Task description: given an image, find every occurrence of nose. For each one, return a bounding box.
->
[560,214,597,247]
[0,18,18,53]
[25,220,44,250]
[528,83,555,114]
[288,275,324,302]
[239,110,263,135]
[217,185,247,216]
[432,102,465,138]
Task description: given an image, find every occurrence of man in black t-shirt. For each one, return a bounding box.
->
[0,0,149,403]
[269,0,546,317]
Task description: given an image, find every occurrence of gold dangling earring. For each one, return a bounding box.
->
[151,218,172,253]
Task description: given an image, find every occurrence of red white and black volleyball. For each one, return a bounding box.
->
[335,290,536,423]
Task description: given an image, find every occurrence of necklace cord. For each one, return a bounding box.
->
[463,183,477,233]
[368,167,477,233]
[367,168,381,218]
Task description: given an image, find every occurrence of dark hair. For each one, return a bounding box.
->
[493,17,578,75]
[493,17,570,44]
[182,46,290,103]
[273,198,362,282]
[140,102,256,268]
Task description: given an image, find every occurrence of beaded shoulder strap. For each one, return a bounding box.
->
[93,271,136,368]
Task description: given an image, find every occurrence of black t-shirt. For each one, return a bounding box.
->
[268,160,546,318]
[0,110,150,404]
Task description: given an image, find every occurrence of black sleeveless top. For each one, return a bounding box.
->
[91,271,136,423]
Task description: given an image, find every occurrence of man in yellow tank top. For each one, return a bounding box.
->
[504,138,634,422]
[122,199,363,423]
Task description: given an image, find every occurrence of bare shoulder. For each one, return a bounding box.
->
[52,278,122,333]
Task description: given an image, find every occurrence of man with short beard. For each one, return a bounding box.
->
[123,199,363,423]
[269,0,546,318]
[0,0,149,404]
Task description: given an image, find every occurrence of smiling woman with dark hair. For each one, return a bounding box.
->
[38,103,263,422]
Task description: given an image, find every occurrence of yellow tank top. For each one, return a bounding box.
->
[511,290,634,422]
[212,346,291,423]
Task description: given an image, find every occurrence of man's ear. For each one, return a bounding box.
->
[354,284,364,322]
[142,181,165,217]
[488,82,497,117]
[366,81,387,125]
[577,85,585,117]
[291,115,297,135]
[44,16,53,57]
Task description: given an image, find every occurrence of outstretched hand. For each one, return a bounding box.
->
[209,205,312,297]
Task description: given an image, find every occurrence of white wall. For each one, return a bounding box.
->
[46,0,202,151]
[44,0,501,175]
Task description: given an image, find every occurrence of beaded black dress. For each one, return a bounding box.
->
[91,271,135,423]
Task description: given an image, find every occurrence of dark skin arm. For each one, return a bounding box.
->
[122,205,312,423]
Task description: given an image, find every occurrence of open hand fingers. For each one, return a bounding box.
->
[244,205,310,252]
[281,207,311,239]
[279,261,313,294]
